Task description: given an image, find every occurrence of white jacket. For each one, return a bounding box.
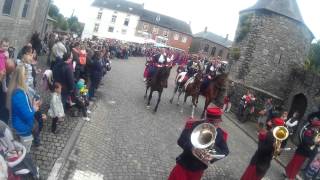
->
[48,92,65,118]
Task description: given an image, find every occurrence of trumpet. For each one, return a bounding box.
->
[190,123,223,165]
[273,126,289,158]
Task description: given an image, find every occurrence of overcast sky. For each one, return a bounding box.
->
[53,0,320,41]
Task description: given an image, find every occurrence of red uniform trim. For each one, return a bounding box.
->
[168,164,204,180]
[241,165,263,180]
[285,153,306,179]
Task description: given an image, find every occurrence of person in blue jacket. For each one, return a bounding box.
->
[6,65,40,152]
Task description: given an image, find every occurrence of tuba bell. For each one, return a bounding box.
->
[191,123,217,165]
[273,126,289,158]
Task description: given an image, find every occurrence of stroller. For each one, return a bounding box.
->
[0,121,40,180]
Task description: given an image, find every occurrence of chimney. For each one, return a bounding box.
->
[204,26,207,33]
[225,34,229,40]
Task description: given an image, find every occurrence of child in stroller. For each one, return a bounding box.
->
[0,120,39,179]
[74,79,91,121]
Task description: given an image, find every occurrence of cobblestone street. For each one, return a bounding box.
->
[58,57,286,180]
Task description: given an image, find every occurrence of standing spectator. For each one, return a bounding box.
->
[48,83,65,134]
[51,36,67,69]
[6,65,40,152]
[53,52,75,110]
[0,38,10,124]
[30,32,42,55]
[223,82,235,113]
[257,98,273,130]
[88,50,103,101]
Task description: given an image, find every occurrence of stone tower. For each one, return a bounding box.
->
[229,0,314,99]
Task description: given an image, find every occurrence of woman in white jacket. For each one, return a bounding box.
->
[48,82,64,134]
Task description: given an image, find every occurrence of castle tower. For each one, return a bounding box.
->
[229,0,314,99]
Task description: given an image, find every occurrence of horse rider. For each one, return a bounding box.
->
[177,56,200,84]
[285,118,320,179]
[168,107,229,180]
[241,118,285,180]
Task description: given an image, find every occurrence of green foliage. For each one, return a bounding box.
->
[304,41,320,73]
[48,4,60,18]
[230,48,241,60]
[48,3,84,35]
[235,14,252,43]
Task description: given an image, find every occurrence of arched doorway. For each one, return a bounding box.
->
[288,93,307,120]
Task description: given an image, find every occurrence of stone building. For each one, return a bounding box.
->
[0,0,50,52]
[135,9,192,52]
[228,0,316,124]
[190,27,232,60]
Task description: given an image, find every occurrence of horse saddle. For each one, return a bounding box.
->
[184,77,195,89]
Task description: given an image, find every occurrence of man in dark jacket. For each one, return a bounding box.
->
[53,52,74,109]
[88,50,103,101]
[168,107,229,180]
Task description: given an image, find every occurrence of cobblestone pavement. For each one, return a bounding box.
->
[27,56,80,179]
[59,57,286,180]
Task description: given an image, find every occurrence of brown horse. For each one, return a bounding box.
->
[200,73,228,118]
[179,71,203,118]
[144,66,171,112]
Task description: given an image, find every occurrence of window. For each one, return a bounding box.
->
[181,36,188,43]
[163,30,169,37]
[111,15,117,23]
[97,12,102,20]
[204,44,209,52]
[21,0,31,17]
[124,18,129,26]
[108,26,114,32]
[2,0,14,15]
[121,29,127,35]
[93,23,100,32]
[152,27,159,34]
[218,50,223,57]
[211,47,216,56]
[174,33,179,41]
[143,23,148,31]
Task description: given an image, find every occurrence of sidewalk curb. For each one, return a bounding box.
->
[47,119,85,180]
[223,113,303,180]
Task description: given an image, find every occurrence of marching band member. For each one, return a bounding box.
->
[168,107,229,180]
[285,120,320,180]
[241,118,285,180]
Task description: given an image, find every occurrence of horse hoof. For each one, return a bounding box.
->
[146,106,150,110]
[169,99,173,104]
[153,110,157,114]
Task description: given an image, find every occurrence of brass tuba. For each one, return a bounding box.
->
[273,126,289,158]
[191,123,217,165]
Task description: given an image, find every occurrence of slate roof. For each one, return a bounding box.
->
[92,0,192,35]
[241,0,304,23]
[92,0,144,15]
[194,31,232,48]
[140,9,192,35]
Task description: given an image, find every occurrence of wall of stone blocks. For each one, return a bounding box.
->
[229,10,313,99]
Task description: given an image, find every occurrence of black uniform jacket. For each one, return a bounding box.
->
[296,129,315,157]
[249,131,274,176]
[176,120,229,171]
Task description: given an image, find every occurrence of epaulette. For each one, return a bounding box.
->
[185,117,198,129]
[258,130,268,141]
[304,130,313,137]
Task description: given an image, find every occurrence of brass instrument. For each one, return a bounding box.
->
[273,126,289,158]
[311,132,320,150]
[190,123,217,165]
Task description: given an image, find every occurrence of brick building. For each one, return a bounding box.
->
[0,0,50,52]
[135,9,192,52]
[190,28,232,59]
[84,0,192,52]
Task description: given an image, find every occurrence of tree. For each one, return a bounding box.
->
[305,41,320,73]
[48,4,60,18]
